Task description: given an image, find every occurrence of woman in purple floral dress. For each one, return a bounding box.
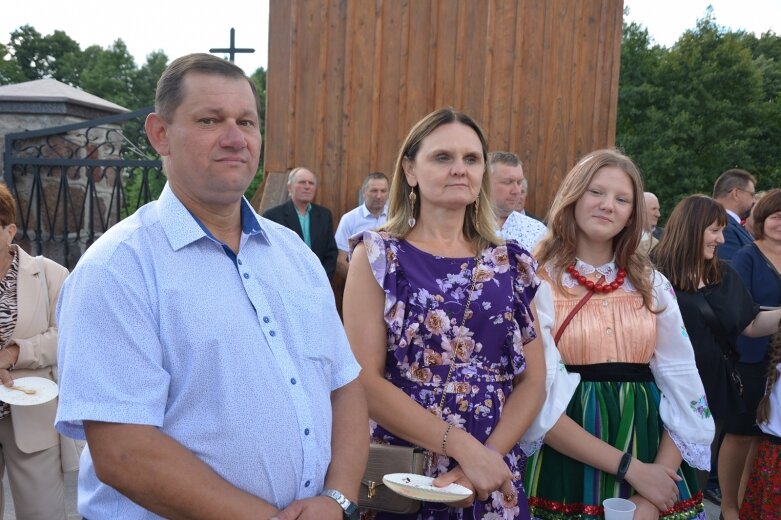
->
[344,108,546,520]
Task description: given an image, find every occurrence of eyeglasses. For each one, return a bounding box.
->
[734,187,757,199]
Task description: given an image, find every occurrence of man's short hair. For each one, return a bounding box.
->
[712,168,757,199]
[155,53,260,121]
[288,167,315,185]
[361,171,390,191]
[487,151,522,171]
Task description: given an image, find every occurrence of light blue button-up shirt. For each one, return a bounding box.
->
[334,203,388,255]
[55,184,360,519]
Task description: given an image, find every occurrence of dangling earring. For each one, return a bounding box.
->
[472,195,480,228]
[408,188,417,228]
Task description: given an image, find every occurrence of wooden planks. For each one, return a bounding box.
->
[262,0,624,223]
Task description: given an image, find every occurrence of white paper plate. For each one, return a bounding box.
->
[383,473,473,503]
[0,377,58,406]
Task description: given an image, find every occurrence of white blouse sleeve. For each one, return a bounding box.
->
[519,280,580,455]
[649,271,715,470]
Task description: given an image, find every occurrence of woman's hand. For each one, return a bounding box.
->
[431,465,475,507]
[442,433,514,501]
[628,495,661,520]
[624,459,680,512]
[0,368,13,387]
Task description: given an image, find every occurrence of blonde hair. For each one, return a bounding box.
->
[382,108,501,251]
[534,149,655,310]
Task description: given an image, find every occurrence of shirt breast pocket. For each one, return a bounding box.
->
[279,287,336,380]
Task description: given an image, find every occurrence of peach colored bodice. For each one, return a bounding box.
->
[553,289,656,365]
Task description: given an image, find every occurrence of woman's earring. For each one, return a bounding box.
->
[408,189,417,228]
[472,195,480,228]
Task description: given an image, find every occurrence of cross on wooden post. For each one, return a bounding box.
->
[209,28,255,62]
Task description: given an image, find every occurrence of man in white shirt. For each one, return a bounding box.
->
[488,151,547,253]
[638,192,661,255]
[334,172,389,278]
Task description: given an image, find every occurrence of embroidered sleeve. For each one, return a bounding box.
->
[519,280,580,454]
[649,270,715,470]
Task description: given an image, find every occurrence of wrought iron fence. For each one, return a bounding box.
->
[3,107,164,268]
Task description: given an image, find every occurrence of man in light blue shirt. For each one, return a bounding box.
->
[55,54,368,520]
[488,151,547,253]
[334,172,389,278]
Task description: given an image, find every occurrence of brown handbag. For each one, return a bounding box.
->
[358,444,427,513]
[359,254,481,513]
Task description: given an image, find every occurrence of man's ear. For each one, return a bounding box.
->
[145,113,171,157]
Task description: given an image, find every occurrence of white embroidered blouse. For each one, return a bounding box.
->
[520,259,715,470]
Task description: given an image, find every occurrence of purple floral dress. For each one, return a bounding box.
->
[357,231,540,520]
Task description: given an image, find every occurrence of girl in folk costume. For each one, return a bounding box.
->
[523,150,715,520]
[740,330,781,519]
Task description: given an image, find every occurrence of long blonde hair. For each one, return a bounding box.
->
[382,108,501,252]
[534,149,655,310]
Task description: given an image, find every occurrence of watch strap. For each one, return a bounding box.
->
[321,488,358,518]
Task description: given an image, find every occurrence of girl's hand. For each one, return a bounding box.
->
[625,460,680,512]
[628,495,661,520]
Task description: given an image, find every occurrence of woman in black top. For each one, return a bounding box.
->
[653,195,781,520]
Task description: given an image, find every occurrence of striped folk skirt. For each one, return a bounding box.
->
[524,374,705,520]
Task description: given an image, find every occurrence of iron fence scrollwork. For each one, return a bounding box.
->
[2,107,165,268]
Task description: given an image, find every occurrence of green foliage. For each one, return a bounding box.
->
[617,15,781,221]
[246,66,267,201]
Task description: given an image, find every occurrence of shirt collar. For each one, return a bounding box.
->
[725,209,741,224]
[360,203,388,219]
[158,183,267,251]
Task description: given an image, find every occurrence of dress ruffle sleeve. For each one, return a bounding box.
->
[519,280,580,455]
[351,230,414,366]
[506,241,541,377]
[649,270,715,470]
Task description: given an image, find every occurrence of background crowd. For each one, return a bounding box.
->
[0,53,779,520]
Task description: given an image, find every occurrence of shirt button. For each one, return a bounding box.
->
[270,330,276,337]
[606,327,613,335]
[304,428,310,435]
[263,316,270,323]
[291,378,297,385]
[243,272,250,279]
[237,259,243,265]
[602,300,608,307]
[305,480,311,487]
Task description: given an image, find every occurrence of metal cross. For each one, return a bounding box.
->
[209,28,255,62]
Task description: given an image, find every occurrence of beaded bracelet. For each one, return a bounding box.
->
[442,424,454,456]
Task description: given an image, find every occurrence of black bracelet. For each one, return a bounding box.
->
[616,452,632,482]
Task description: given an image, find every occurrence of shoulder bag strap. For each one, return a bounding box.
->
[692,291,734,360]
[553,275,603,345]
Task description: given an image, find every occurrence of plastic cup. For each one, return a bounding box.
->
[602,498,636,520]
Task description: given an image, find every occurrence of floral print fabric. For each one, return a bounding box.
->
[357,231,540,520]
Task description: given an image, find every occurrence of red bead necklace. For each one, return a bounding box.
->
[567,263,626,293]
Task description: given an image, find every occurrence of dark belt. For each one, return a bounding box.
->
[765,433,781,445]
[566,362,653,382]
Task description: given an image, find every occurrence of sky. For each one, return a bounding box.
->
[0,0,779,75]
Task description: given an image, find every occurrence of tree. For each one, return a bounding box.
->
[0,42,25,85]
[7,25,81,83]
[616,14,781,219]
[245,66,267,200]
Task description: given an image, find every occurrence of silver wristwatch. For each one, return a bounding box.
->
[321,488,359,520]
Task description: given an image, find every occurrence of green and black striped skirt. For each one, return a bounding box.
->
[524,363,705,520]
